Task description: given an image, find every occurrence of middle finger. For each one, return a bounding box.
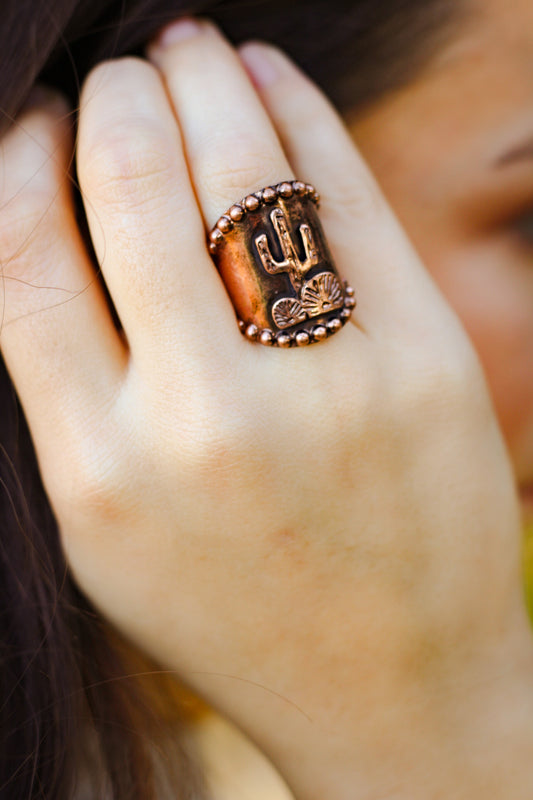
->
[148,17,296,229]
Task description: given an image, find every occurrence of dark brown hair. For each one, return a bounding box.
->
[0,1,460,797]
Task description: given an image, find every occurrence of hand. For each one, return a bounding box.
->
[1,17,532,800]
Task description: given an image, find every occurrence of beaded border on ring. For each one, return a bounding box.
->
[207,180,356,347]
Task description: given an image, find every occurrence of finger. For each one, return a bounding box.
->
[237,42,442,331]
[147,18,296,230]
[0,89,126,457]
[77,57,237,368]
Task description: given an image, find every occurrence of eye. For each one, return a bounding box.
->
[513,210,533,245]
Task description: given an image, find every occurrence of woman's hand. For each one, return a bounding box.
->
[1,17,533,800]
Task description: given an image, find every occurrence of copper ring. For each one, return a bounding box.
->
[207,180,356,347]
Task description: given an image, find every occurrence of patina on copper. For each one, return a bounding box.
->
[208,180,356,347]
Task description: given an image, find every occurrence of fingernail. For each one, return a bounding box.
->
[239,43,280,89]
[155,17,203,49]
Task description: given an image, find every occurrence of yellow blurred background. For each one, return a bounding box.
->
[524,521,533,622]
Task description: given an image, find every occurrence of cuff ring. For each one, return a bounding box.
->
[207,180,355,347]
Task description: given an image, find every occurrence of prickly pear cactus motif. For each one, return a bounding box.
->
[301,272,344,316]
[271,298,307,330]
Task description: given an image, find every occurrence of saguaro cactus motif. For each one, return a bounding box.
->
[255,206,344,330]
[255,207,319,291]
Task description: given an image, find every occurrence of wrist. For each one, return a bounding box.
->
[275,611,533,800]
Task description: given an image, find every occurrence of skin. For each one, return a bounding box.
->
[1,8,533,800]
[202,2,533,789]
[348,0,533,525]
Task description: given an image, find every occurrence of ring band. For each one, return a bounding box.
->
[207,180,355,347]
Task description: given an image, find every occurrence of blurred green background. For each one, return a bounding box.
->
[524,521,533,622]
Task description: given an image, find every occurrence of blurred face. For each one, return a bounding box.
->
[347,0,533,524]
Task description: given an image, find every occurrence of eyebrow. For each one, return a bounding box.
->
[495,136,533,167]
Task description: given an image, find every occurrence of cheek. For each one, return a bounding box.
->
[420,244,533,459]
[348,116,533,470]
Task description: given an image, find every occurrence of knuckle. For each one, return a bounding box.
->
[0,125,72,273]
[181,416,245,478]
[2,99,73,186]
[319,154,386,224]
[395,339,487,423]
[80,122,176,211]
[334,171,386,223]
[171,390,253,485]
[79,57,176,212]
[56,437,134,528]
[73,471,127,526]
[200,135,282,205]
[0,192,66,281]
